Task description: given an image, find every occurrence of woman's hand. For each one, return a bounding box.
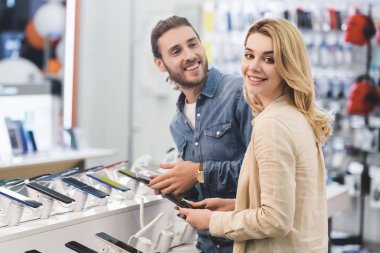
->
[189,198,235,211]
[179,208,212,230]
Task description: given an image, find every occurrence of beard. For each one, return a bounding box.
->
[164,57,208,89]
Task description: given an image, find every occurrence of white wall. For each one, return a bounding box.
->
[77,0,204,166]
[77,0,132,165]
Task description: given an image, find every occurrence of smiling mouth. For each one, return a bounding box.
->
[248,76,267,83]
[184,62,200,71]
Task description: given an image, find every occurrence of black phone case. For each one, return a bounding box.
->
[95,232,139,253]
[162,192,194,209]
[62,177,109,198]
[65,241,97,253]
[27,182,75,204]
[118,169,150,184]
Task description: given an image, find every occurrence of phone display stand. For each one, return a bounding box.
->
[73,189,88,212]
[97,185,112,206]
[129,180,140,194]
[121,190,134,200]
[3,201,24,226]
[179,223,197,245]
[39,195,54,219]
[134,237,152,253]
[97,245,110,253]
[154,230,174,253]
[26,187,53,219]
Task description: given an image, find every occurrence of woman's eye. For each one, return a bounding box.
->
[264,57,275,64]
[244,53,254,59]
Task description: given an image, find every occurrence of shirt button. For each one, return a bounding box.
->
[216,244,220,248]
[198,96,201,99]
[196,113,200,117]
[195,142,199,146]
[216,131,220,136]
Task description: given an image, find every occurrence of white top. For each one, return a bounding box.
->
[184,102,196,128]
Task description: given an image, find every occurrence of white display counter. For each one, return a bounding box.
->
[0,183,348,253]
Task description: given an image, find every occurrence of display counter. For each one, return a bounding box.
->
[0,183,348,252]
[0,148,116,180]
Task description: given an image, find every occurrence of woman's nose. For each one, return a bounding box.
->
[248,60,262,72]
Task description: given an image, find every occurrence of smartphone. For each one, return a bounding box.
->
[118,168,150,184]
[95,232,139,253]
[162,193,194,209]
[61,177,109,199]
[87,174,130,192]
[26,182,75,204]
[0,187,42,208]
[65,241,97,253]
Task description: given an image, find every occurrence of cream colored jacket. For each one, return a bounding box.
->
[210,96,328,253]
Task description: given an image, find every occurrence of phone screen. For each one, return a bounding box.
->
[118,169,150,184]
[0,187,42,208]
[87,174,129,192]
[65,241,97,253]
[95,232,139,253]
[62,177,109,198]
[162,193,194,209]
[26,182,75,204]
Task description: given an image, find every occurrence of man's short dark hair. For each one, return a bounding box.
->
[151,15,200,59]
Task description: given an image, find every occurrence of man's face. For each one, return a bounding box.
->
[154,26,208,89]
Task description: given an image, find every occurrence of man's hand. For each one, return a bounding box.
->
[179,208,212,231]
[149,161,199,195]
[189,198,235,211]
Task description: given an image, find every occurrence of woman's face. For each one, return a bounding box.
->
[241,32,284,107]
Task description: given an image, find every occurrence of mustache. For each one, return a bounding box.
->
[183,58,200,68]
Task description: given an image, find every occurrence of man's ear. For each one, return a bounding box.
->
[154,58,167,72]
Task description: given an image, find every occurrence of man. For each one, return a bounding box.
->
[149,15,252,253]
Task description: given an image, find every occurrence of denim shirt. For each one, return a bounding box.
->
[169,68,253,252]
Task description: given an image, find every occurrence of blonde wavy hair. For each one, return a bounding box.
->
[243,18,333,144]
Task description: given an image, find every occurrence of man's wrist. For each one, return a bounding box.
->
[196,163,205,183]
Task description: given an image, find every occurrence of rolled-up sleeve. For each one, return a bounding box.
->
[209,117,297,241]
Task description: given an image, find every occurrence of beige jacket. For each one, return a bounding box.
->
[210,96,328,253]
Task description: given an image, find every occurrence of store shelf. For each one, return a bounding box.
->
[327,183,349,218]
[0,148,117,180]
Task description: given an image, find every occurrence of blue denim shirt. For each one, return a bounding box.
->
[170,68,253,252]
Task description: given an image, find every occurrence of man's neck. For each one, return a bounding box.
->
[180,85,203,104]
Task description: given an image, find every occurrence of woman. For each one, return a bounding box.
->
[179,18,333,253]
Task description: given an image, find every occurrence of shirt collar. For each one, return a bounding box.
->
[176,68,220,110]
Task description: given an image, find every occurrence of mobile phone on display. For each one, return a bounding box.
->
[61,177,109,198]
[118,168,150,184]
[65,241,97,253]
[95,232,139,253]
[26,182,75,204]
[87,174,130,192]
[0,187,42,208]
[162,193,194,209]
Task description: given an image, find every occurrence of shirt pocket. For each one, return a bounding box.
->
[204,122,232,138]
[203,122,238,160]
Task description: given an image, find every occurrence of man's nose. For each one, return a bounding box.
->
[183,47,196,60]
